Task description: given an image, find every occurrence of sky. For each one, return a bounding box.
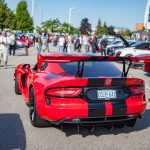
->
[5,0,148,30]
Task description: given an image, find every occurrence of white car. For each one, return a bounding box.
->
[107,40,137,56]
[16,40,24,48]
[115,42,150,57]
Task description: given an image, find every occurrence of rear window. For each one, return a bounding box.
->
[60,62,121,77]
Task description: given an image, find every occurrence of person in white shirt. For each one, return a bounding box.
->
[58,35,65,53]
[67,35,72,53]
[0,31,11,69]
[82,34,89,52]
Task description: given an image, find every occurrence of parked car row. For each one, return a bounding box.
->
[16,32,34,48]
[106,34,150,74]
[106,40,137,56]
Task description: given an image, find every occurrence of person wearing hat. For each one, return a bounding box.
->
[0,31,11,69]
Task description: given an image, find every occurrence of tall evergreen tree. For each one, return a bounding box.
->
[16,1,34,32]
[79,18,91,34]
[96,18,103,36]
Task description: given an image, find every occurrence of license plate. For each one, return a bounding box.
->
[97,90,116,99]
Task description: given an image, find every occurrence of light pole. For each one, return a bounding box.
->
[69,7,75,25]
[40,8,44,25]
[32,0,35,18]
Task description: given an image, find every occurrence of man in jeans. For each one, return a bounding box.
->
[58,35,65,53]
[0,31,11,69]
[9,32,16,56]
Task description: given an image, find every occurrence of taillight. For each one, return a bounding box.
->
[46,88,82,97]
[130,86,145,95]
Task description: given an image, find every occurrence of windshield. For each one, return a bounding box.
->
[60,62,122,77]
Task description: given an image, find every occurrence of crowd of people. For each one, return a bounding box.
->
[35,33,109,55]
[0,30,109,69]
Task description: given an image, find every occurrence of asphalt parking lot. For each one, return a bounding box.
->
[0,45,150,150]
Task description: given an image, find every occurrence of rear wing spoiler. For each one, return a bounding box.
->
[37,54,134,63]
[37,54,137,77]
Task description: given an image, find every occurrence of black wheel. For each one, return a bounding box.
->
[15,78,21,95]
[29,88,51,127]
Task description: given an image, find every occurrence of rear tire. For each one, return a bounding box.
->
[29,88,51,127]
[15,78,21,95]
[125,54,133,57]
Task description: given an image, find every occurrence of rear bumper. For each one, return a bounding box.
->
[37,97,147,124]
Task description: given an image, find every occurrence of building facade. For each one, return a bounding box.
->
[144,0,150,30]
[135,23,144,31]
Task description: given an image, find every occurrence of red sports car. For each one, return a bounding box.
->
[14,53,147,128]
[132,55,150,73]
[18,36,34,46]
[144,56,150,73]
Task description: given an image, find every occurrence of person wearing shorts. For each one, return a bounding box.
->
[0,31,11,69]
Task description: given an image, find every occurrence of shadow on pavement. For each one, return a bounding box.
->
[0,114,26,150]
[145,73,150,77]
[0,65,16,70]
[54,109,150,137]
[17,53,27,56]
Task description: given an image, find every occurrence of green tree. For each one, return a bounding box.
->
[5,10,16,30]
[103,21,108,35]
[124,29,132,37]
[80,18,91,34]
[73,28,81,35]
[42,19,61,32]
[119,28,131,37]
[16,1,34,32]
[0,0,8,30]
[96,18,103,36]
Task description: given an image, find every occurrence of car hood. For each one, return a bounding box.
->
[115,47,134,52]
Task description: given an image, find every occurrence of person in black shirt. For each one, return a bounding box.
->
[91,35,98,53]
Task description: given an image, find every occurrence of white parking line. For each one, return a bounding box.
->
[146,84,150,90]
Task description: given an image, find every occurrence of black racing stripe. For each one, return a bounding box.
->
[112,102,127,116]
[112,78,126,86]
[88,103,106,117]
[89,56,108,61]
[88,78,105,87]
